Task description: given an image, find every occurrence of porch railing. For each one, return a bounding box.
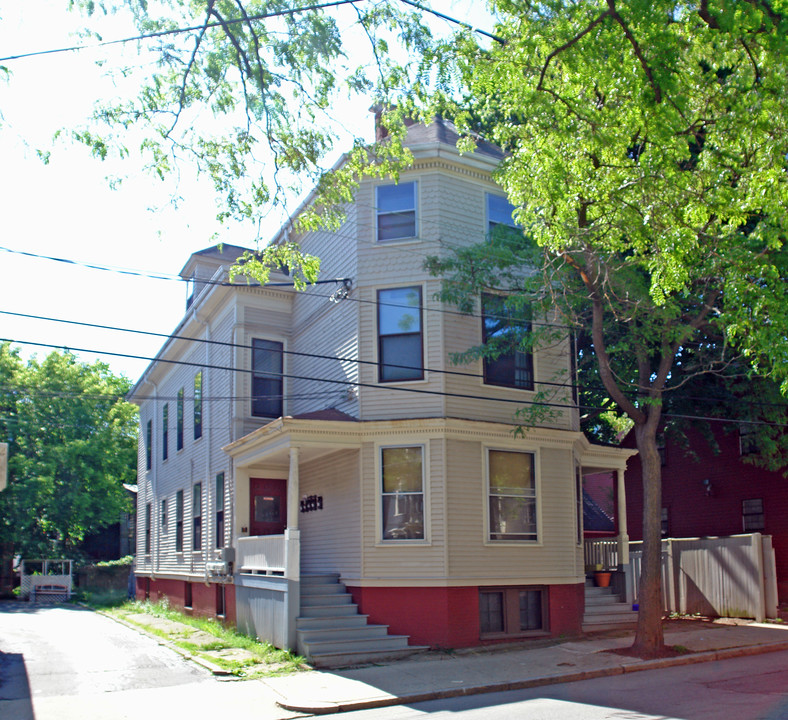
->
[237,535,286,575]
[584,538,619,570]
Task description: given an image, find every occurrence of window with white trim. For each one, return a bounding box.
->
[482,293,534,391]
[488,449,537,542]
[487,193,518,232]
[376,181,417,241]
[381,446,425,540]
[252,339,284,417]
[192,482,202,551]
[742,498,764,532]
[378,287,423,382]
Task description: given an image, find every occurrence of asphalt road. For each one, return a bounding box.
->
[0,601,300,720]
[335,648,788,720]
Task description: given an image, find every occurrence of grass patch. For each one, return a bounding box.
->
[77,588,130,609]
[106,599,306,677]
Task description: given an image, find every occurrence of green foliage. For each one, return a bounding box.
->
[67,0,428,237]
[114,599,306,676]
[0,343,138,557]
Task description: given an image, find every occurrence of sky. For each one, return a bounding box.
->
[0,0,493,384]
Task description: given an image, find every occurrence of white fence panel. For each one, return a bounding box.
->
[627,534,777,621]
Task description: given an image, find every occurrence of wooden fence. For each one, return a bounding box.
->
[627,533,778,622]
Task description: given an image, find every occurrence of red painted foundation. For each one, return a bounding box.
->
[135,576,236,626]
[348,583,584,648]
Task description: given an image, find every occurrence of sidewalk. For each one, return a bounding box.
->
[260,620,788,715]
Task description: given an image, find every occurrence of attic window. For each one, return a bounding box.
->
[377,182,417,241]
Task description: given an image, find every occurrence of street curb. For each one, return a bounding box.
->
[93,607,233,676]
[274,640,788,715]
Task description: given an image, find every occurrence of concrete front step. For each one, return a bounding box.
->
[298,603,360,618]
[584,603,638,617]
[301,633,412,657]
[297,624,391,644]
[301,592,353,607]
[308,645,430,669]
[301,582,347,595]
[582,582,637,633]
[582,618,638,632]
[301,573,341,584]
[296,614,371,630]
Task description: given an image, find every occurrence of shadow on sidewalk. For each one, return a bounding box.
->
[0,651,35,720]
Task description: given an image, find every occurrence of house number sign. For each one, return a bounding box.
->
[300,495,323,513]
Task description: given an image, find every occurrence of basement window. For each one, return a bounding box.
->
[479,587,546,637]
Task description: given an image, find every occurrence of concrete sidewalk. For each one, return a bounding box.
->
[261,620,788,715]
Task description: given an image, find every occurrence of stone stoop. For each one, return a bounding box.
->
[297,573,428,668]
[582,579,638,633]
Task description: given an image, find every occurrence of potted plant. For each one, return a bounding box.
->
[593,564,612,588]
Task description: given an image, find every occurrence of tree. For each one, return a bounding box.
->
[416,1,788,656]
[0,343,138,558]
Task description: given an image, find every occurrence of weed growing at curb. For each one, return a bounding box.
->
[106,599,307,678]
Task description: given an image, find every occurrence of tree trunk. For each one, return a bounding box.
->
[631,420,666,656]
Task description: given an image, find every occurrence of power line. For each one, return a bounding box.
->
[2,337,785,429]
[0,0,500,64]
[0,309,576,391]
[0,1,364,63]
[0,336,577,413]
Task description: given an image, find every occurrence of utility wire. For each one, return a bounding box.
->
[0,336,577,413]
[0,309,576,391]
[2,337,785,428]
[0,1,364,63]
[0,0,500,64]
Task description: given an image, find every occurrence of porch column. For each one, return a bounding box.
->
[616,467,634,603]
[287,446,300,531]
[616,467,629,566]
[285,446,300,582]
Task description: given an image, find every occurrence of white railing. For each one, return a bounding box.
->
[237,535,286,575]
[584,538,619,570]
[20,559,73,600]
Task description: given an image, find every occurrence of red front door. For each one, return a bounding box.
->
[249,478,287,536]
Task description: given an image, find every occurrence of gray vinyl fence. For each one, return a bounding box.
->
[629,533,778,622]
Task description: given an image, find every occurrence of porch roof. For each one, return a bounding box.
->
[223,414,638,472]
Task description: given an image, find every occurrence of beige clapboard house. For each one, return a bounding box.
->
[130,117,633,666]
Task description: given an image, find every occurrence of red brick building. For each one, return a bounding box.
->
[624,424,788,601]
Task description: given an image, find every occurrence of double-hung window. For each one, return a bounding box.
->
[192,483,202,552]
[488,449,537,542]
[742,498,765,532]
[252,339,284,418]
[193,371,203,440]
[144,503,151,555]
[482,293,534,391]
[176,388,184,451]
[378,286,423,382]
[145,420,152,471]
[381,446,425,540]
[160,498,168,533]
[215,473,225,549]
[175,490,184,552]
[487,193,518,233]
[376,181,417,241]
[162,404,169,461]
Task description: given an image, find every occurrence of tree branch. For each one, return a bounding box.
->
[607,0,663,103]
